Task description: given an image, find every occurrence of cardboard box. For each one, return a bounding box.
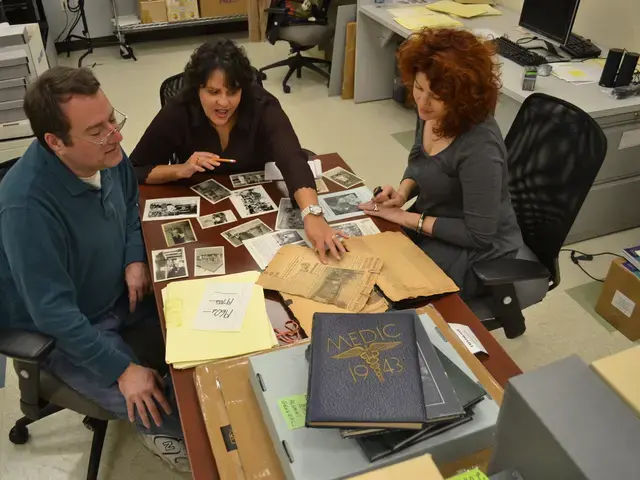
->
[595,258,640,341]
[591,346,640,418]
[348,454,444,479]
[166,0,200,22]
[199,0,247,18]
[140,0,168,23]
[194,349,298,480]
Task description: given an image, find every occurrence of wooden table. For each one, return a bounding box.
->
[139,153,522,480]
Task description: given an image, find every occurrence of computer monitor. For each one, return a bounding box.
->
[519,0,581,45]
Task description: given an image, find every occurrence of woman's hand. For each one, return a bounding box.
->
[304,215,348,264]
[360,204,408,226]
[359,185,406,211]
[177,152,221,179]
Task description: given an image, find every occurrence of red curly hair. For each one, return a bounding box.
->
[397,28,501,138]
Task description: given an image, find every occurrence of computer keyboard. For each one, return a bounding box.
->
[493,37,547,67]
[559,34,602,59]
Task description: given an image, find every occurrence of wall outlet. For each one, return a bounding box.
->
[60,0,66,11]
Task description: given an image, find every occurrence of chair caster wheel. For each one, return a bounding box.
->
[9,425,29,445]
[283,85,291,94]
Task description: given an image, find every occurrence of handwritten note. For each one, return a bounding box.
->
[192,283,253,332]
[277,394,307,430]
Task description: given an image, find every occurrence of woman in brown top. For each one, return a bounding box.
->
[130,39,346,261]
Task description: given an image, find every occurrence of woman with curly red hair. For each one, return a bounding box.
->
[360,28,522,297]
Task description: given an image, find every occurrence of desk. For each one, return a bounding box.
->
[139,152,522,480]
[354,3,640,243]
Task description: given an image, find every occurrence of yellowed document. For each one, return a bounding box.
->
[344,232,459,301]
[282,289,390,336]
[257,244,383,312]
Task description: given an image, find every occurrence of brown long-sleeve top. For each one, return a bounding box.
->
[129,83,315,196]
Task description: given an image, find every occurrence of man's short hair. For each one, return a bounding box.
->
[23,66,101,152]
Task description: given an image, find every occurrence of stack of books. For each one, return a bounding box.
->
[243,310,498,479]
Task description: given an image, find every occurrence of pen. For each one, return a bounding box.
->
[217,158,236,163]
[372,186,382,199]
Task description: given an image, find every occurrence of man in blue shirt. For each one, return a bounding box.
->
[0,67,188,472]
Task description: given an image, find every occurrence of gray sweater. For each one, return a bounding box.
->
[403,115,522,265]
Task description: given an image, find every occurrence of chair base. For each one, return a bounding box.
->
[9,409,109,480]
[259,50,331,93]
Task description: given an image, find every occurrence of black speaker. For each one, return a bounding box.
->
[614,51,639,87]
[599,48,624,87]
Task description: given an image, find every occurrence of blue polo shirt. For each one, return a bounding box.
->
[0,141,146,386]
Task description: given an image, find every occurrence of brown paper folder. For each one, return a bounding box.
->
[345,232,460,301]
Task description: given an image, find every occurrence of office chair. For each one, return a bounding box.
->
[467,93,608,339]
[0,157,115,480]
[258,0,332,93]
[159,66,265,108]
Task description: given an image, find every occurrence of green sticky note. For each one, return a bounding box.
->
[448,468,489,480]
[277,394,307,430]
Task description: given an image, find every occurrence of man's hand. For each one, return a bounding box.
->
[177,151,221,179]
[118,363,172,429]
[304,215,348,264]
[125,262,151,313]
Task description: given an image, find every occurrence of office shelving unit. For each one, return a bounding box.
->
[110,0,247,61]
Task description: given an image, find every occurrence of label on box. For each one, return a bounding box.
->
[220,424,238,452]
[277,394,307,430]
[612,290,635,318]
[450,323,488,355]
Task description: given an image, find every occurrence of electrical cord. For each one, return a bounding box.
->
[559,248,625,282]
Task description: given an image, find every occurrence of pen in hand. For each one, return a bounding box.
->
[372,186,383,200]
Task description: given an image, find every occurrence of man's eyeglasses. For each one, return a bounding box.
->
[78,108,127,146]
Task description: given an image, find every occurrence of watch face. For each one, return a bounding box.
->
[310,205,323,216]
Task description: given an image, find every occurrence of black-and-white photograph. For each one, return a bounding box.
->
[274,230,304,246]
[197,210,237,229]
[221,219,273,248]
[230,185,277,218]
[142,197,200,221]
[161,219,197,247]
[151,247,188,282]
[319,186,372,222]
[190,178,232,205]
[275,198,304,230]
[194,246,225,277]
[333,218,381,237]
[230,171,268,188]
[323,166,364,189]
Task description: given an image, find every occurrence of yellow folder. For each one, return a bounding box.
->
[426,1,502,18]
[163,271,278,368]
[394,12,464,31]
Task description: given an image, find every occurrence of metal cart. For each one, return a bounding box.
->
[110,0,248,61]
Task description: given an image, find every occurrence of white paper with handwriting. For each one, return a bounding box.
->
[192,283,253,332]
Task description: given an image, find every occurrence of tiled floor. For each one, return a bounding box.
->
[0,34,637,479]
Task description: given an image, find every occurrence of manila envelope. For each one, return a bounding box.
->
[195,348,310,480]
[344,232,459,302]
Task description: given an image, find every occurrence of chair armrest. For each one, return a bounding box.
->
[473,258,550,287]
[0,328,55,363]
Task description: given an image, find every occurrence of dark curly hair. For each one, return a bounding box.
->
[397,28,501,138]
[182,39,254,101]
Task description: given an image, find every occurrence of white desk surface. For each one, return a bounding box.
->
[359,4,640,118]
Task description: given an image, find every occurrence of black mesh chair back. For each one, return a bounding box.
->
[159,67,264,108]
[505,93,607,289]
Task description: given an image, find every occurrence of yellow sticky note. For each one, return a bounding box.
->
[448,468,489,480]
[568,69,587,78]
[278,394,308,430]
[164,271,277,365]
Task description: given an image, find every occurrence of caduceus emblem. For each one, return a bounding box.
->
[331,342,401,383]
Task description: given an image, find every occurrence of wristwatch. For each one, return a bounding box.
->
[301,204,324,220]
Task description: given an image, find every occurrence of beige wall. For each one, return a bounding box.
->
[499,0,640,52]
